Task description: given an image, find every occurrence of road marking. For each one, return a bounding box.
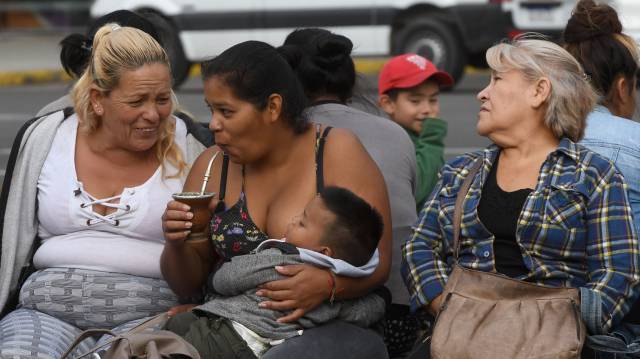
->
[188,61,490,77]
[0,70,71,87]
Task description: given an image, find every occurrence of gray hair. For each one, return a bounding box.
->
[486,35,597,142]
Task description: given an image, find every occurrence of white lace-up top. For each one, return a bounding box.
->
[33,114,187,278]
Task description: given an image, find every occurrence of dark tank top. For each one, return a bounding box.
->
[477,154,531,278]
[210,125,332,261]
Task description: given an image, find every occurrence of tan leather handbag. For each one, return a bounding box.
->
[430,159,585,359]
[60,313,201,359]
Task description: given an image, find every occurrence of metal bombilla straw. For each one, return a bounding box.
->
[200,151,220,195]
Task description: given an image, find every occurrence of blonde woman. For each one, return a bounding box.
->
[0,24,208,358]
[402,37,639,355]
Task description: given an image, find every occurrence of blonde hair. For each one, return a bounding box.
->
[615,33,640,63]
[486,35,597,142]
[71,24,186,178]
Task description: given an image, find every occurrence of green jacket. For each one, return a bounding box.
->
[406,118,447,210]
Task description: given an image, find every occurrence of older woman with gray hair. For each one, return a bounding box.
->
[402,36,639,357]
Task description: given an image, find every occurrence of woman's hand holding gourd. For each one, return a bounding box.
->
[161,200,193,245]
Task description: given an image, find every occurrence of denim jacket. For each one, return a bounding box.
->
[581,105,640,234]
[402,138,640,331]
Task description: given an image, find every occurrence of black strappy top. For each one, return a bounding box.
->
[209,125,332,261]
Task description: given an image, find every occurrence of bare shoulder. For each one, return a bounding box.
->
[183,146,226,193]
[323,127,368,156]
[322,126,384,191]
[191,146,222,169]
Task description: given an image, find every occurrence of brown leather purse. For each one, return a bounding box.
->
[430,159,585,359]
[60,313,201,359]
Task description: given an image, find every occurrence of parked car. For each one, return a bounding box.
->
[91,0,514,87]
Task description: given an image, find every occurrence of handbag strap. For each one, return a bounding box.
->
[452,158,483,260]
[60,312,171,359]
[123,312,170,334]
[59,329,115,359]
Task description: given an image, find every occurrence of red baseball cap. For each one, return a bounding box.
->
[378,54,454,96]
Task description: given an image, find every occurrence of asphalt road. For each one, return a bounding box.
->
[0,72,497,182]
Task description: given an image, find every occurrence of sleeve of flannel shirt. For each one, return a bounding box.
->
[401,158,467,313]
[585,167,640,331]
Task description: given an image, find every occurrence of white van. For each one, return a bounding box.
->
[91,0,513,87]
[504,0,640,43]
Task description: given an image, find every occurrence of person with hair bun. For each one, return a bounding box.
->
[0,24,209,358]
[36,10,161,117]
[61,11,160,79]
[563,0,640,234]
[402,36,639,356]
[280,28,418,307]
[563,1,640,356]
[280,28,356,103]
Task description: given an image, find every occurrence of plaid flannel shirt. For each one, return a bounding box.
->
[402,138,640,330]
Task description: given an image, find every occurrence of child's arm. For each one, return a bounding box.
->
[414,118,447,208]
[212,251,300,295]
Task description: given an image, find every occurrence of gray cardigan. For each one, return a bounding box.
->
[0,108,210,314]
[196,245,386,340]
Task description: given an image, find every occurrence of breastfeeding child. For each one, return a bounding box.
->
[165,186,386,358]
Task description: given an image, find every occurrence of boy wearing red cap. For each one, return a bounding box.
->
[378,54,453,208]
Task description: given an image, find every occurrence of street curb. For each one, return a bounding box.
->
[0,58,488,87]
[186,57,391,79]
[0,69,71,87]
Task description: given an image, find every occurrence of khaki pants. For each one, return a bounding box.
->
[164,312,257,359]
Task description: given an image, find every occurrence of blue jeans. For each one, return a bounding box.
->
[262,321,389,359]
[581,287,640,358]
[586,324,640,358]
